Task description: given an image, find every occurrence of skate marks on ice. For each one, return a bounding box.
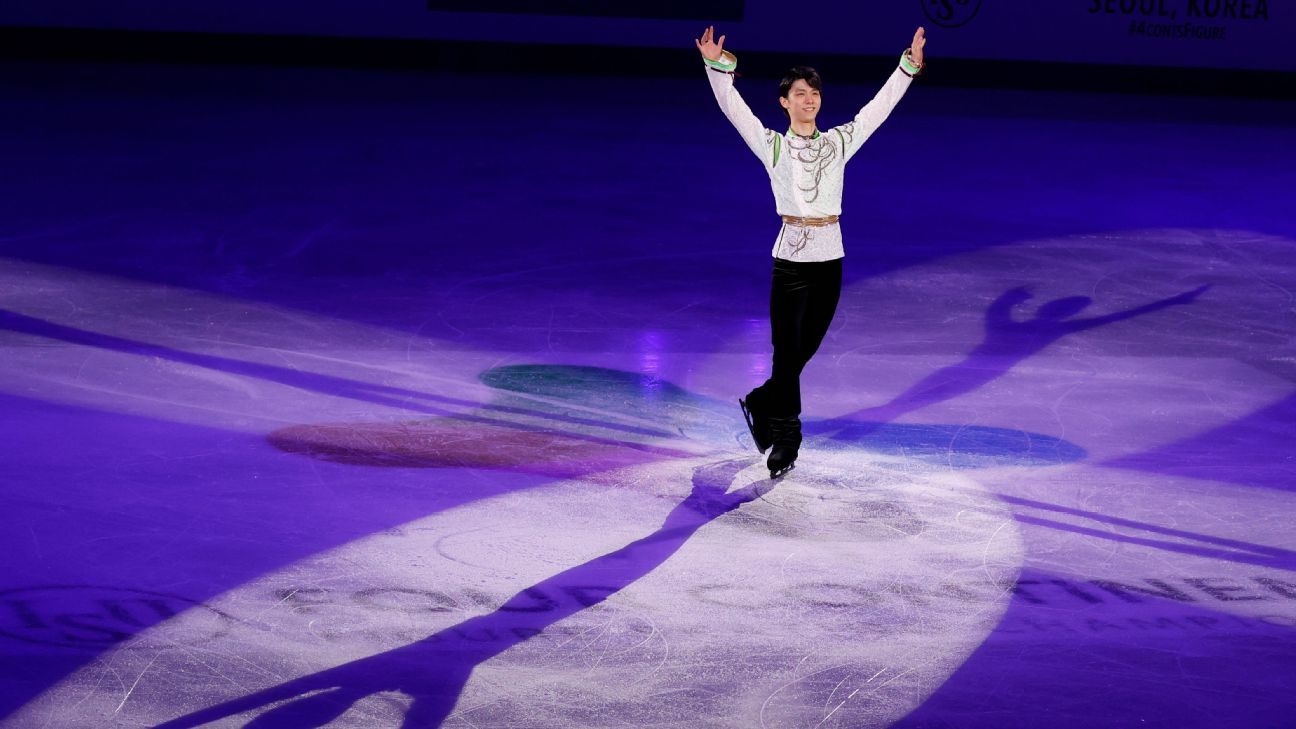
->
[13,454,1023,728]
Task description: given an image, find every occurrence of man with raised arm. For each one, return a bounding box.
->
[696,24,926,478]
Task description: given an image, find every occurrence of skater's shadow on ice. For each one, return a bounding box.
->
[821,284,1210,443]
[1104,390,1296,495]
[1002,493,1296,571]
[0,308,671,440]
[156,457,769,728]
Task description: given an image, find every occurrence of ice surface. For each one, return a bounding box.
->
[1,61,1294,727]
[10,457,1023,727]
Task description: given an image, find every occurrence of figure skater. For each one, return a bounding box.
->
[695,24,927,477]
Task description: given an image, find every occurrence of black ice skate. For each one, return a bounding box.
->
[739,392,773,454]
[766,415,802,479]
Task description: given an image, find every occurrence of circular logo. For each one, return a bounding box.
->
[922,0,983,28]
[0,585,235,650]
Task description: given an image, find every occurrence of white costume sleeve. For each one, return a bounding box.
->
[837,65,914,164]
[704,52,778,171]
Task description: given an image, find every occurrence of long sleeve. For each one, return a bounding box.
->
[704,52,778,171]
[837,64,913,164]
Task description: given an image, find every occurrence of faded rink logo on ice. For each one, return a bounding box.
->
[0,585,235,649]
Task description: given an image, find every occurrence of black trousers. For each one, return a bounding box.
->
[749,257,843,418]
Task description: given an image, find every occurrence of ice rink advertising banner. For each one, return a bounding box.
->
[0,1,1288,71]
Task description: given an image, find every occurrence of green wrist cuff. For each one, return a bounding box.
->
[704,50,738,73]
[899,51,923,77]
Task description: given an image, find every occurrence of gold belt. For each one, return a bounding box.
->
[781,214,839,227]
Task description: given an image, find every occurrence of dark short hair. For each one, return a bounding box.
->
[779,66,822,116]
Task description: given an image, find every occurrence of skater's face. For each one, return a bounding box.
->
[780,80,821,126]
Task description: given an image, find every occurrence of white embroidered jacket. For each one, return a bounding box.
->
[705,52,913,261]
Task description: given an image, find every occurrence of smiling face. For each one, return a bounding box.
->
[780,80,821,126]
[778,66,823,129]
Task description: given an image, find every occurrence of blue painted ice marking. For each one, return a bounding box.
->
[480,364,1087,467]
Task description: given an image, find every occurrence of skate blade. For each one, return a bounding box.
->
[769,462,795,479]
[738,398,770,455]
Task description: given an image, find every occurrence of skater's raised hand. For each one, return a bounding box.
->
[910,27,926,66]
[695,25,725,61]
